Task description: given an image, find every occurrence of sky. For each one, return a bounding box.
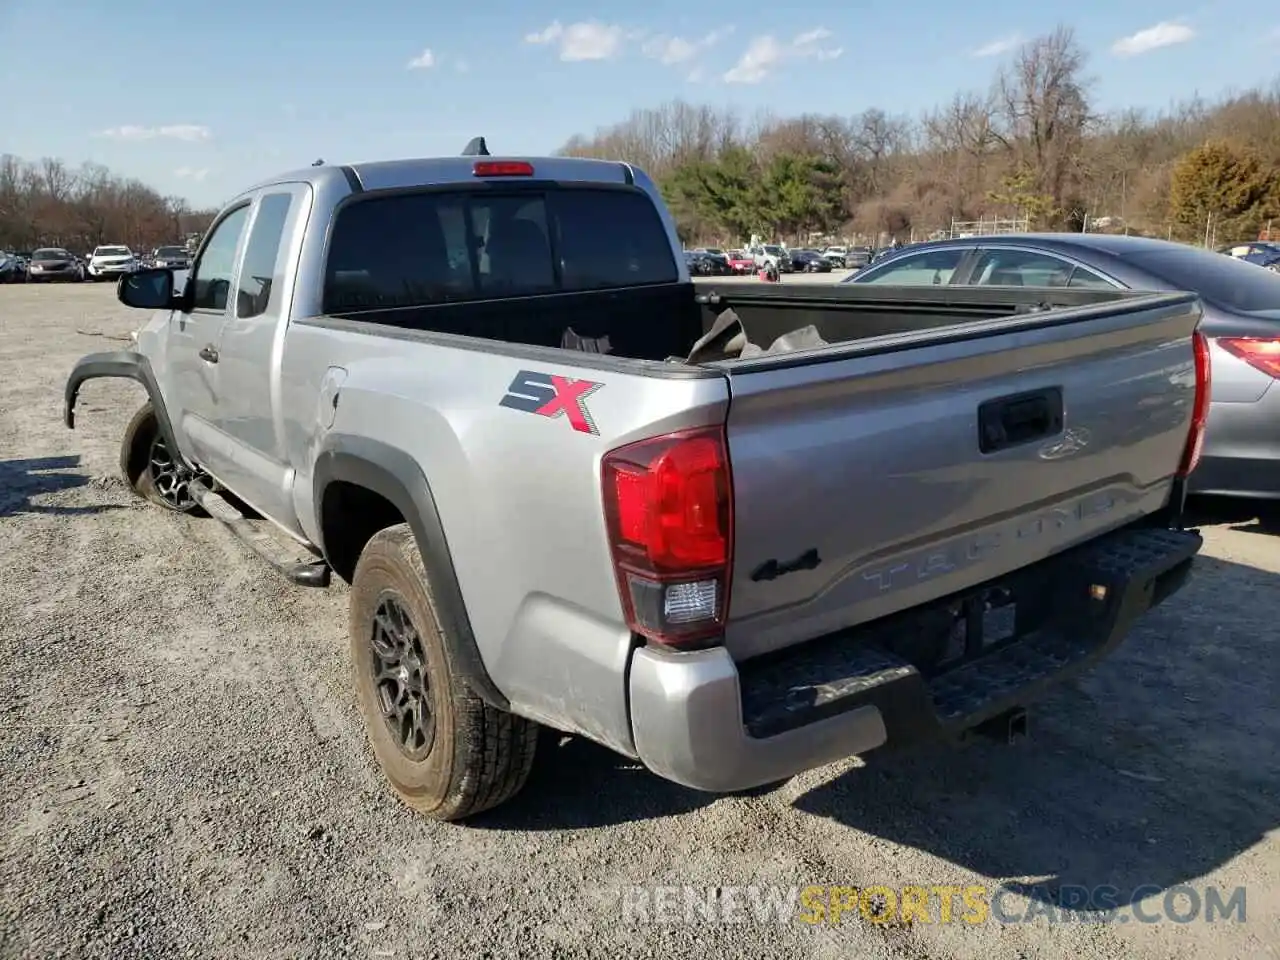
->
[2,0,1278,208]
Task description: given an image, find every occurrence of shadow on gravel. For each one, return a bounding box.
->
[1185,494,1280,537]
[793,554,1280,917]
[0,455,119,517]
[471,731,718,830]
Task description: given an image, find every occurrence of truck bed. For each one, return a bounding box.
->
[309,282,1201,667]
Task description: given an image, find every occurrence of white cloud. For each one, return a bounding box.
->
[645,35,697,64]
[525,22,563,44]
[407,47,435,69]
[524,20,623,61]
[97,124,211,142]
[972,33,1021,57]
[641,27,732,66]
[174,167,209,181]
[723,28,841,84]
[1111,21,1195,57]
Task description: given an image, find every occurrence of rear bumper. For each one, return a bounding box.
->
[1190,391,1280,498]
[628,524,1201,793]
[1190,454,1280,499]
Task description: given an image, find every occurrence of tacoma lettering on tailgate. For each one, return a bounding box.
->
[499,370,604,435]
[861,490,1123,593]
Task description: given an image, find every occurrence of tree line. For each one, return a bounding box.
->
[560,26,1280,246]
[0,155,217,254]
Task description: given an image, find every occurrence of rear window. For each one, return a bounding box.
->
[1126,245,1280,314]
[323,187,679,314]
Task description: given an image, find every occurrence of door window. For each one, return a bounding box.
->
[236,193,295,318]
[857,249,965,285]
[969,248,1105,288]
[189,205,250,312]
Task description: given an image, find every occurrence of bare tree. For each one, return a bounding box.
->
[992,26,1094,224]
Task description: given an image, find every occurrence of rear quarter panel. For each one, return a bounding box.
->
[280,324,728,748]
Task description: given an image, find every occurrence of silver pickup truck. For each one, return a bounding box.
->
[64,141,1208,821]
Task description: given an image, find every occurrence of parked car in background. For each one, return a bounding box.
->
[1218,241,1280,266]
[846,232,1280,500]
[790,249,832,273]
[821,245,847,267]
[87,245,138,281]
[0,253,26,283]
[684,250,730,276]
[693,248,731,273]
[844,246,873,269]
[749,243,792,273]
[725,249,755,274]
[25,247,85,282]
[152,245,192,270]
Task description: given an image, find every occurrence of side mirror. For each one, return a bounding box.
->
[118,268,175,309]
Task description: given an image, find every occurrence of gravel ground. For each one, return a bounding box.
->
[1,282,1278,960]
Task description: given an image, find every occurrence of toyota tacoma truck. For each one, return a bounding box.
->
[64,140,1209,822]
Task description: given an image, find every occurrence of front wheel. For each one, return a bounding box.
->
[119,401,206,513]
[349,524,538,821]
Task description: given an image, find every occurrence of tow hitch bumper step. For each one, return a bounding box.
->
[738,526,1202,745]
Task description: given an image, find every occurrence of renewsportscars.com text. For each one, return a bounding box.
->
[618,884,1247,926]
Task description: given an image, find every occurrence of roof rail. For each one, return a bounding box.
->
[461,137,491,157]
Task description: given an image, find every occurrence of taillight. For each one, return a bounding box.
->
[1177,329,1212,477]
[473,161,534,177]
[1217,337,1280,379]
[601,426,733,648]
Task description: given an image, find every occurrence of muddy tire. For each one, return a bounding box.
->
[349,523,538,821]
[119,401,204,513]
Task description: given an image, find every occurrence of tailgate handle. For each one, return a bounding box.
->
[978,387,1063,453]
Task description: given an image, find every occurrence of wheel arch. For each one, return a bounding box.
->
[313,435,509,710]
[64,350,192,471]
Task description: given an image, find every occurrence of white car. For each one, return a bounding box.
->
[750,244,793,273]
[87,245,138,282]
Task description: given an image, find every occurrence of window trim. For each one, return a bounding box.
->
[319,180,679,314]
[964,243,1125,289]
[186,200,252,315]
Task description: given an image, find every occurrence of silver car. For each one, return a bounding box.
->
[846,233,1280,501]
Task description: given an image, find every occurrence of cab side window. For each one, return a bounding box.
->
[236,193,295,319]
[190,205,250,312]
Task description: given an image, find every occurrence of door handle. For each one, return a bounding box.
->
[198,345,219,363]
[978,387,1063,453]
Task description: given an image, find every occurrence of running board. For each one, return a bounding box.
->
[188,479,331,588]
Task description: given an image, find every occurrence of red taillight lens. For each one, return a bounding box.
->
[473,161,534,177]
[602,427,733,648]
[1217,337,1280,379]
[1178,329,1212,478]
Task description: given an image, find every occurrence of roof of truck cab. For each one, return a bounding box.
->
[245,155,639,195]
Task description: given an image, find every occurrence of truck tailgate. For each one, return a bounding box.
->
[720,292,1202,660]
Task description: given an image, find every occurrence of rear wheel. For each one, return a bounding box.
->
[119,401,206,513]
[349,523,538,821]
